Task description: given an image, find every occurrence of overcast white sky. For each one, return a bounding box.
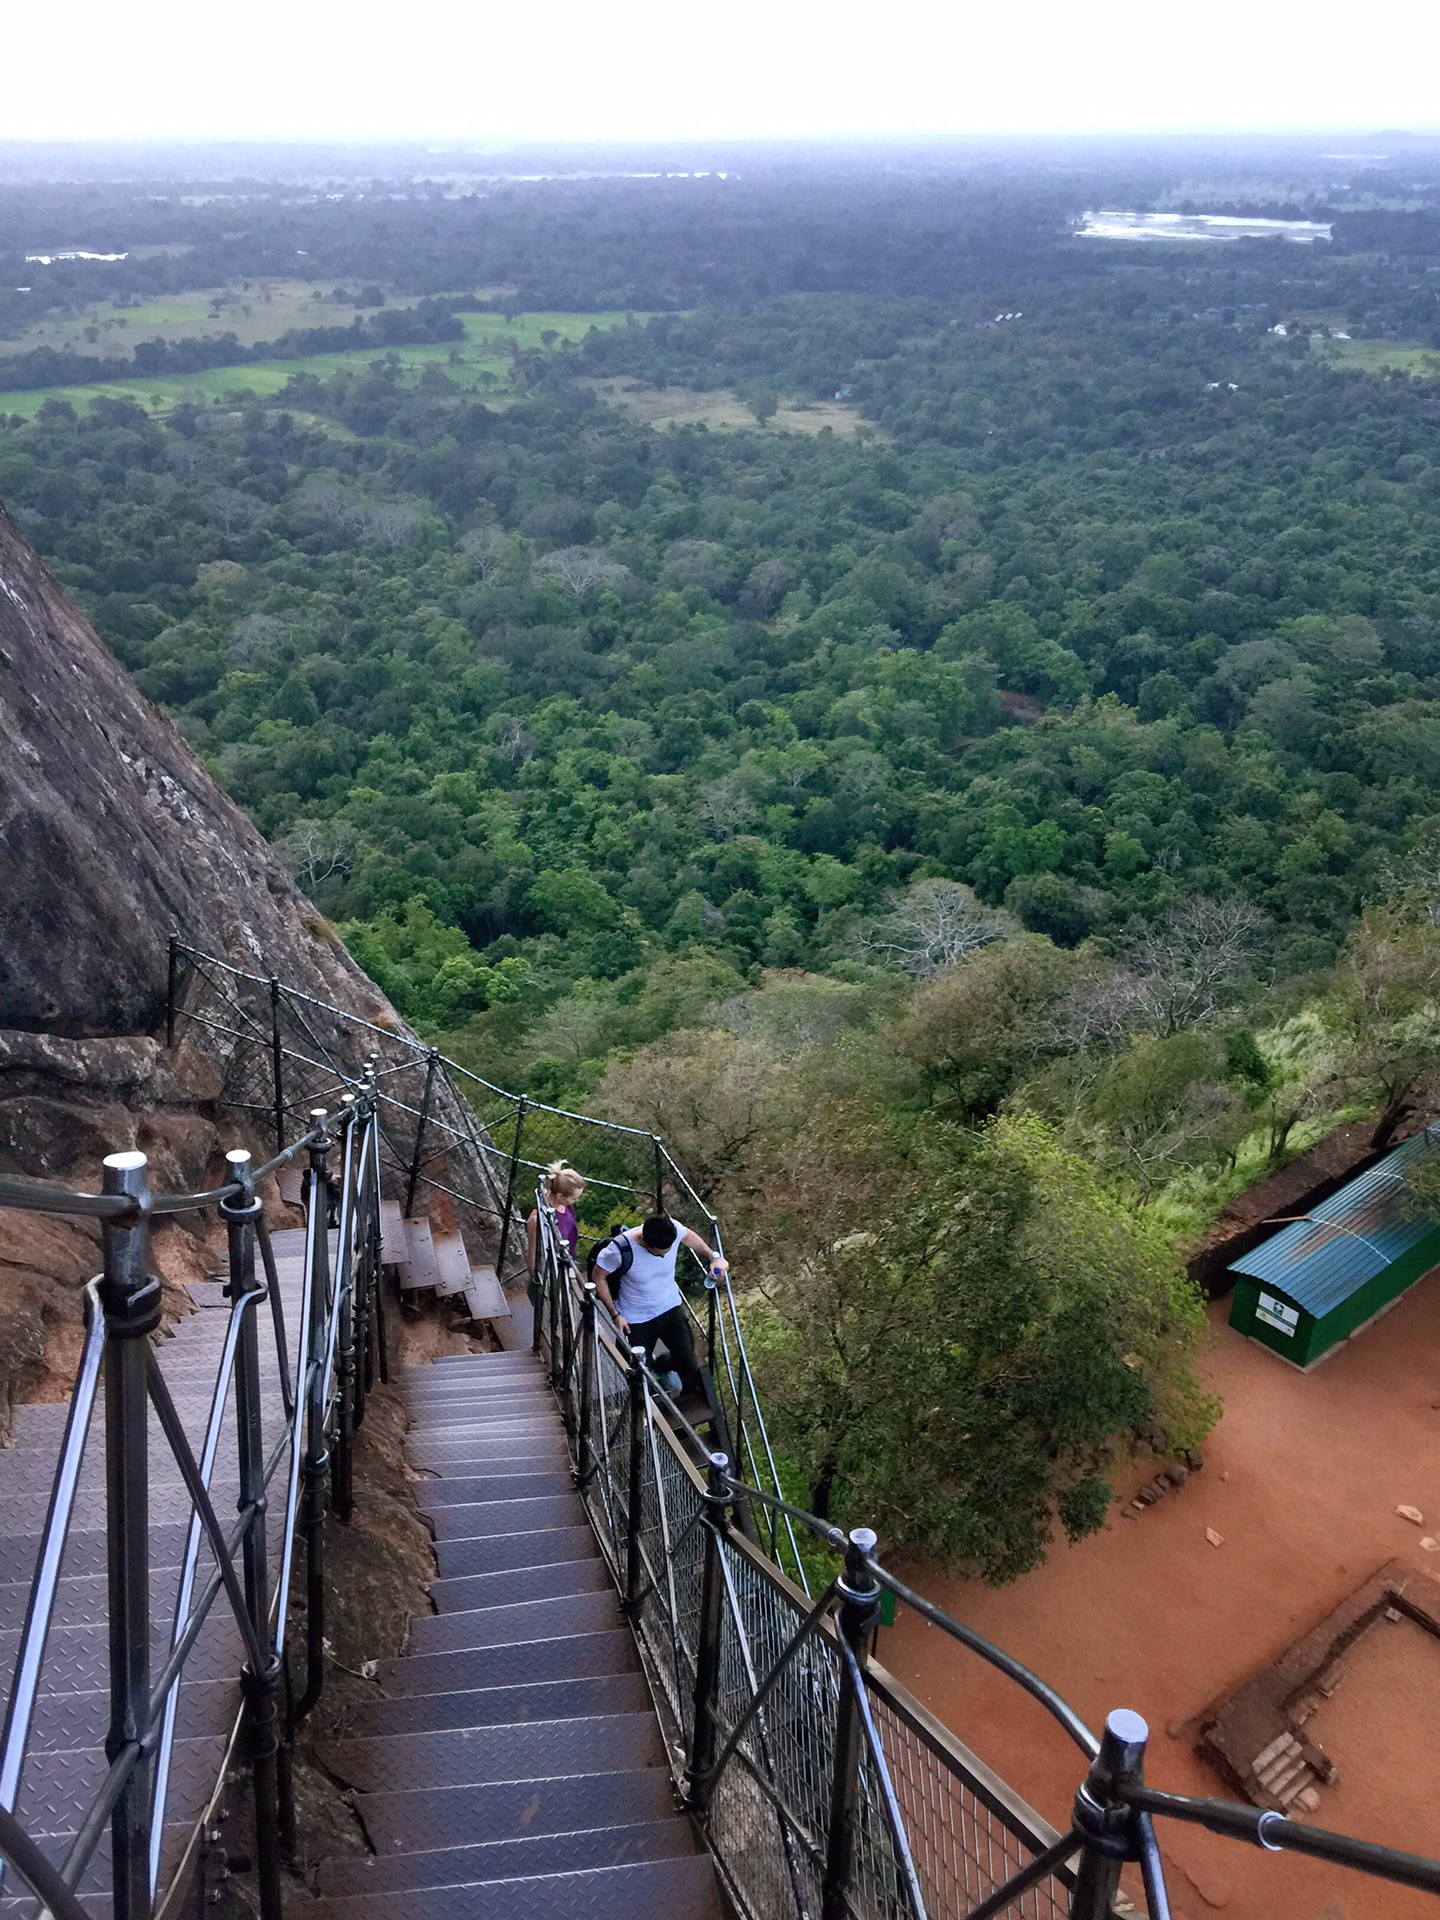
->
[8,0,1440,144]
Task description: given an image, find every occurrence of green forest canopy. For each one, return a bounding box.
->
[8,144,1440,1571]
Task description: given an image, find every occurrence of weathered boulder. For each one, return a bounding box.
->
[0,501,389,1038]
[0,503,413,1433]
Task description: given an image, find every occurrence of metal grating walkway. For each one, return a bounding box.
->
[306,1349,723,1920]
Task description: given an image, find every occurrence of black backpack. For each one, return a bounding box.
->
[586,1228,634,1289]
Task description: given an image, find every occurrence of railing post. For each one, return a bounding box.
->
[100,1150,162,1920]
[548,1237,564,1389]
[623,1348,647,1617]
[404,1050,439,1218]
[1069,1710,1150,1920]
[220,1152,284,1920]
[495,1096,527,1288]
[332,1098,358,1525]
[268,977,286,1158]
[652,1133,664,1215]
[685,1451,732,1810]
[576,1281,598,1487]
[820,1526,884,1920]
[296,1111,333,1722]
[165,934,179,1050]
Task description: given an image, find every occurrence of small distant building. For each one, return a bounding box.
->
[1228,1126,1440,1367]
[833,385,854,400]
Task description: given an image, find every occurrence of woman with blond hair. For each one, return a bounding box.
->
[527,1159,584,1280]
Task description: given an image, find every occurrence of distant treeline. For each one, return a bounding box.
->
[0,298,464,393]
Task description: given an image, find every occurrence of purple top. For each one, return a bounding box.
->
[554,1204,579,1258]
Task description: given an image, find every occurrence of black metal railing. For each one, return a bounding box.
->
[165,937,813,1586]
[0,1091,383,1920]
[529,1197,1440,1920]
[10,934,1432,1920]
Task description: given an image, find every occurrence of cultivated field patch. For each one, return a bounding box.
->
[582,378,876,436]
[0,311,637,419]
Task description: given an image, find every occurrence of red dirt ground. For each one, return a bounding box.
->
[884,1276,1440,1920]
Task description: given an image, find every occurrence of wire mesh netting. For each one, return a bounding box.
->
[867,1691,1072,1920]
[536,1242,1076,1920]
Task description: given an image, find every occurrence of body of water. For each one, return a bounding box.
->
[1079,210,1332,244]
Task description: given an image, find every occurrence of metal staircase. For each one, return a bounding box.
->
[306,1348,721,1920]
[1,936,1436,1920]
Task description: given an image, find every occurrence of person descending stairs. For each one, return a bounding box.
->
[303,1347,722,1920]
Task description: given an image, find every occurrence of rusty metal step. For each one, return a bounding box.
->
[377,1629,639,1698]
[341,1672,651,1738]
[407,1589,621,1655]
[318,1817,696,1896]
[298,1853,722,1920]
[319,1712,666,1795]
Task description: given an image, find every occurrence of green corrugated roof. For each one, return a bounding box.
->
[1230,1125,1440,1318]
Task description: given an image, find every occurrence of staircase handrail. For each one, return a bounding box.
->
[0,1096,382,1920]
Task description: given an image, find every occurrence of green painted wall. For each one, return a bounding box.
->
[1229,1278,1318,1365]
[1230,1227,1440,1367]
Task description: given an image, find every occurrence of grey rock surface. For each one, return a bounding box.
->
[0,501,391,1038]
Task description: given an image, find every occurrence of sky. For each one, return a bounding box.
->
[8,0,1440,144]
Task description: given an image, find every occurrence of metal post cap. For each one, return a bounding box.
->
[708,1451,730,1471]
[1106,1709,1149,1745]
[225,1149,252,1165]
[848,1527,878,1553]
[103,1150,148,1173]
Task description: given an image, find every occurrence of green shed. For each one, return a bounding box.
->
[1228,1125,1440,1368]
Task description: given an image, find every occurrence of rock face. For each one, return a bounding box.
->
[0,503,410,1436]
[0,500,388,1038]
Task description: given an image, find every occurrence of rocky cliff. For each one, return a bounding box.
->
[0,501,387,1039]
[0,503,407,1434]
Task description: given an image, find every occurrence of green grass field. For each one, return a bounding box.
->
[0,312,640,420]
[1318,338,1440,379]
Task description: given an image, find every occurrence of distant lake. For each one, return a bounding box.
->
[1078,210,1332,244]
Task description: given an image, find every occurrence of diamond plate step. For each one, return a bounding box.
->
[378,1629,638,1697]
[406,1589,620,1655]
[401,1218,442,1292]
[428,1495,587,1543]
[319,1817,696,1896]
[299,1853,722,1920]
[415,1471,576,1512]
[463,1266,509,1320]
[319,1713,665,1794]
[342,1671,650,1737]
[430,1229,472,1299]
[21,1676,238,1752]
[430,1558,610,1612]
[406,1435,571,1470]
[433,1526,597,1579]
[356,1766,678,1853]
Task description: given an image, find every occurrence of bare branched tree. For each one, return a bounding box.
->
[535,545,630,600]
[203,487,264,536]
[1065,896,1269,1042]
[275,818,360,892]
[460,525,511,582]
[864,878,1020,978]
[693,777,759,841]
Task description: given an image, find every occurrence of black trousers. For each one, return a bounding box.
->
[627,1305,705,1400]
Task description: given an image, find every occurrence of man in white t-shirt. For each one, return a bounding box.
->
[591,1214,727,1404]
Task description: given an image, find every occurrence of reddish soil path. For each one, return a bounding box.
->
[884,1277,1440,1919]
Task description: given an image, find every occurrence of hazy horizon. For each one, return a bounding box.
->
[8,0,1440,146]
